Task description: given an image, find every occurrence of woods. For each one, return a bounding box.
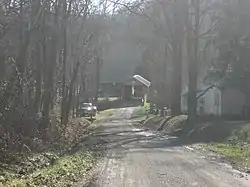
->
[1,0,250,185]
[0,0,106,153]
[0,0,249,151]
[124,0,250,120]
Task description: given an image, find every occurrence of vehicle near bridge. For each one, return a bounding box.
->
[76,102,97,118]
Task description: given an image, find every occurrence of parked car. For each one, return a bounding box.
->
[76,102,97,118]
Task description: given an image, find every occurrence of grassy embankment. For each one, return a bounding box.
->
[203,122,250,170]
[130,103,168,130]
[130,103,150,119]
[131,108,250,170]
[0,120,100,187]
[163,116,250,170]
[99,109,116,117]
[0,108,116,187]
[3,150,98,187]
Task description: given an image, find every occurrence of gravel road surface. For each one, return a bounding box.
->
[88,108,250,187]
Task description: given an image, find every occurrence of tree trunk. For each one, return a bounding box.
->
[33,43,42,113]
[42,35,58,129]
[63,62,80,124]
[61,32,67,123]
[171,43,183,116]
[187,0,200,124]
[0,54,5,80]
[95,57,100,103]
[171,2,185,116]
[61,0,69,123]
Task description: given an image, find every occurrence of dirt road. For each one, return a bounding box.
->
[88,108,250,187]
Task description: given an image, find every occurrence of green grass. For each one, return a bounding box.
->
[206,143,250,168]
[99,109,116,117]
[182,120,250,169]
[4,150,98,187]
[156,116,250,169]
[98,97,119,102]
[131,107,146,119]
[143,102,150,111]
[1,119,102,187]
[132,103,150,117]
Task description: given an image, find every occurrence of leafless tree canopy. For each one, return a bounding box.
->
[1,0,250,157]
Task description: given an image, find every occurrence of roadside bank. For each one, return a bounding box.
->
[0,109,117,187]
[130,108,250,172]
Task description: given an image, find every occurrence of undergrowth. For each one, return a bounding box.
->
[0,109,101,187]
[2,150,98,187]
[99,109,116,117]
[206,143,250,169]
[131,103,150,120]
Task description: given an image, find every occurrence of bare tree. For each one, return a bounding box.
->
[186,0,219,123]
[0,0,107,151]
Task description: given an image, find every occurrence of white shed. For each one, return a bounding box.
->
[181,86,246,116]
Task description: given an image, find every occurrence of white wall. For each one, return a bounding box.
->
[182,87,246,116]
[200,87,221,116]
[181,94,188,113]
[181,87,222,116]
